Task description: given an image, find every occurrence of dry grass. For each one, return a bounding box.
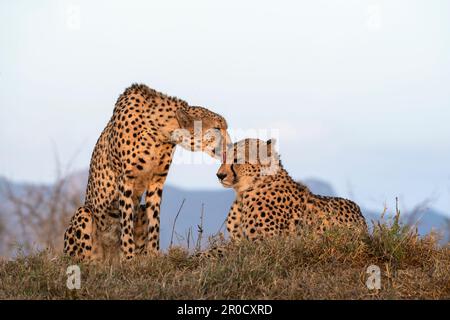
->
[1,213,449,300]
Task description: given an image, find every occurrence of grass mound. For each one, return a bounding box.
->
[1,215,449,299]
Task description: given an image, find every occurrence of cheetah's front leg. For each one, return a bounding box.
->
[118,179,136,260]
[226,199,243,241]
[144,181,166,255]
[134,204,148,254]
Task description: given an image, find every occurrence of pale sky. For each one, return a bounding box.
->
[1,0,449,215]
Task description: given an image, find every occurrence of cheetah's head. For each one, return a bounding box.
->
[171,106,231,159]
[216,138,280,192]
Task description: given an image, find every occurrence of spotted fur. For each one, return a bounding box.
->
[201,138,367,257]
[63,84,230,261]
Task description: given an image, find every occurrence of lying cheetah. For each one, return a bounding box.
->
[214,138,367,245]
[64,84,230,261]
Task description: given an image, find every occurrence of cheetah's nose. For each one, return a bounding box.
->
[216,173,227,180]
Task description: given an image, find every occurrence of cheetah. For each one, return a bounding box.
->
[64,84,230,261]
[212,138,367,248]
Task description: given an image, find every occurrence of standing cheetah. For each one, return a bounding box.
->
[215,138,367,244]
[64,84,230,261]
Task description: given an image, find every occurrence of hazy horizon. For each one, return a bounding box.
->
[1,0,449,215]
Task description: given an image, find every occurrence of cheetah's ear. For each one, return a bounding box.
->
[175,108,194,130]
[265,139,277,157]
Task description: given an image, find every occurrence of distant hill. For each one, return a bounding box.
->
[0,171,448,256]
